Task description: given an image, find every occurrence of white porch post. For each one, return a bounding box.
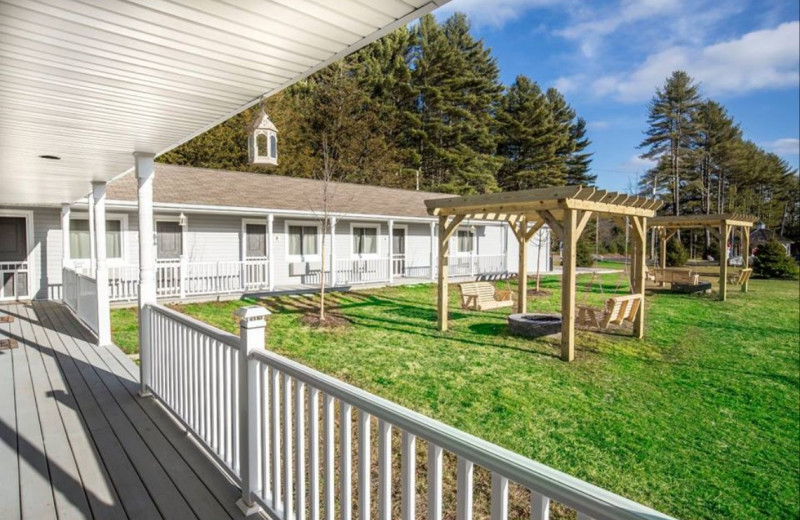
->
[388,220,394,284]
[92,182,112,346]
[61,204,71,269]
[470,224,477,276]
[430,221,436,281]
[330,216,337,287]
[503,224,509,273]
[235,305,269,515]
[135,151,157,397]
[267,214,274,291]
[88,194,96,273]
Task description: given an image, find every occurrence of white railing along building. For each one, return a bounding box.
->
[143,303,675,520]
[63,267,100,335]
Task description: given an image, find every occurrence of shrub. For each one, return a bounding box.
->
[576,239,594,267]
[666,237,688,267]
[753,239,799,279]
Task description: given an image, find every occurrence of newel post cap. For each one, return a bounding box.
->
[235,306,270,328]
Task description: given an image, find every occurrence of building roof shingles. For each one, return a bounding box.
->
[107,164,450,219]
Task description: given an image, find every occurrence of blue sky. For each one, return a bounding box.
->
[433,0,800,192]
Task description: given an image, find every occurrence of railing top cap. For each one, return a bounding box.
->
[234,305,270,321]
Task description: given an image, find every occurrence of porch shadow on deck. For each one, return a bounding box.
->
[0,301,255,520]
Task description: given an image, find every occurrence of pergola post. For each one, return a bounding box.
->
[135,151,157,398]
[719,223,729,301]
[517,217,528,313]
[437,215,449,331]
[92,182,112,346]
[561,209,577,362]
[742,226,750,293]
[632,216,647,338]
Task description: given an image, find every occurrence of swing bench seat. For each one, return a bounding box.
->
[577,294,642,330]
[459,282,515,311]
[727,268,753,285]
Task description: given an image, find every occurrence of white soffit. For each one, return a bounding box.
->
[0,0,449,205]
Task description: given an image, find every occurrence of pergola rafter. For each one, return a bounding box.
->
[426,186,663,362]
[648,213,757,300]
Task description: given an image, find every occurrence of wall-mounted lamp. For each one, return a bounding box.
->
[178,212,188,227]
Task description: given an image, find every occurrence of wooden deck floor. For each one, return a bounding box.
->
[0,301,253,520]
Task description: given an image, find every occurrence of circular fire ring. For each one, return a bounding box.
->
[507,313,562,338]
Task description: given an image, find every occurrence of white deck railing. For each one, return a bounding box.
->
[108,254,512,302]
[108,259,271,302]
[335,257,391,285]
[63,267,99,335]
[144,303,675,520]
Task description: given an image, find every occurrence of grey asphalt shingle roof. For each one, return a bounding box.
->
[107,164,450,219]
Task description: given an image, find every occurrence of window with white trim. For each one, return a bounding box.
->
[70,218,122,260]
[352,226,378,256]
[288,225,319,257]
[246,224,267,258]
[456,229,474,254]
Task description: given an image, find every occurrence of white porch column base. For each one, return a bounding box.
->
[61,204,71,269]
[92,182,112,346]
[135,151,157,398]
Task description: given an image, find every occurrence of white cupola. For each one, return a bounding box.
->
[248,108,278,166]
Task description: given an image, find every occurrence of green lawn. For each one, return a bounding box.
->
[112,273,800,519]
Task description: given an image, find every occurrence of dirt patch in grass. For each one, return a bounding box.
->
[527,289,553,297]
[300,312,350,329]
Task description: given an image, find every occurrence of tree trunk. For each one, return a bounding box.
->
[319,218,327,321]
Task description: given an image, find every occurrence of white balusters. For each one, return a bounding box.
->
[340,403,353,520]
[295,381,306,520]
[309,388,320,520]
[531,492,550,520]
[358,412,371,520]
[456,458,473,520]
[490,474,508,520]
[401,431,416,520]
[427,444,443,520]
[378,420,392,520]
[323,394,335,520]
[283,375,293,520]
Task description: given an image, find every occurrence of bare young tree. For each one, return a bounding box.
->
[317,134,336,321]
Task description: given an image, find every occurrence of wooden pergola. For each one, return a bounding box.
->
[648,214,757,301]
[425,186,662,361]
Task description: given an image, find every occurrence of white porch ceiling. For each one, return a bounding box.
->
[0,0,448,205]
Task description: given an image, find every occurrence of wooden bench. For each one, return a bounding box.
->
[577,294,642,330]
[727,268,753,285]
[458,282,514,311]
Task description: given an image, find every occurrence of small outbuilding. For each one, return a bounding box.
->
[425,186,662,362]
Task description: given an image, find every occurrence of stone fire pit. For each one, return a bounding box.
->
[507,313,562,338]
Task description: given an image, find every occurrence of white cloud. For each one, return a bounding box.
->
[765,138,800,156]
[621,155,656,172]
[588,21,800,102]
[434,0,559,29]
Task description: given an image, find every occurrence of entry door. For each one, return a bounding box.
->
[0,217,29,299]
[392,228,406,276]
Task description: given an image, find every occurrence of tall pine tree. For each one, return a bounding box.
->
[639,70,702,217]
